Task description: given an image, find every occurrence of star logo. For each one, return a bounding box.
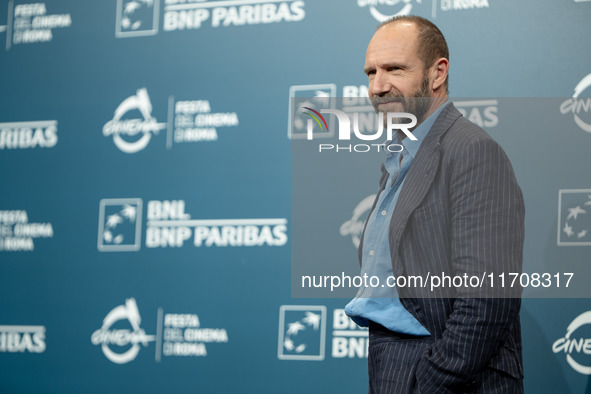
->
[278,306,326,360]
[558,190,591,245]
[98,198,143,251]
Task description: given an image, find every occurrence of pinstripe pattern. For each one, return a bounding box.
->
[369,322,434,393]
[362,103,525,393]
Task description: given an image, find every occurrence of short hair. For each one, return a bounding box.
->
[378,15,449,91]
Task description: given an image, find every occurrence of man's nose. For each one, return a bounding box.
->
[371,71,392,97]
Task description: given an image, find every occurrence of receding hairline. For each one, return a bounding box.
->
[376,15,438,32]
[377,18,417,31]
[371,19,420,46]
[375,15,449,58]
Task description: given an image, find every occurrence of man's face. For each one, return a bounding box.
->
[365,22,431,123]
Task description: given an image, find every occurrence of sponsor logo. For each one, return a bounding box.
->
[278,305,326,360]
[0,325,46,353]
[116,0,306,37]
[288,84,336,139]
[358,0,491,22]
[98,199,288,251]
[357,0,421,22]
[103,88,166,154]
[104,89,240,152]
[557,190,591,246]
[0,210,54,252]
[171,98,239,145]
[433,0,491,17]
[163,0,305,31]
[439,0,489,11]
[146,200,288,248]
[278,306,367,360]
[560,73,591,134]
[159,311,229,359]
[454,100,498,128]
[290,84,375,140]
[331,309,368,359]
[2,2,72,50]
[98,199,143,252]
[116,0,159,37]
[91,298,229,364]
[91,298,156,364]
[340,195,376,248]
[552,311,591,375]
[0,120,58,149]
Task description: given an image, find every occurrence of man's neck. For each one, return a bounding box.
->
[418,95,448,126]
[399,95,448,140]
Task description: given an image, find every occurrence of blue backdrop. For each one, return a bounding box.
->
[1,0,590,392]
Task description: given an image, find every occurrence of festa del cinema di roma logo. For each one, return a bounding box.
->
[103,88,166,153]
[552,311,591,375]
[102,87,239,152]
[560,73,591,134]
[340,195,376,248]
[91,298,229,363]
[357,0,491,22]
[91,298,156,364]
[357,0,421,21]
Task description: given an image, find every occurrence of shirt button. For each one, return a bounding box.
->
[381,210,387,216]
[369,250,375,256]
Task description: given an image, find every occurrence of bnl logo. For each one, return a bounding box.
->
[288,84,336,139]
[278,305,326,361]
[98,198,143,251]
[116,0,159,38]
[558,189,591,246]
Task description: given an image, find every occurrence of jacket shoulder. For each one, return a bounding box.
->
[440,113,496,148]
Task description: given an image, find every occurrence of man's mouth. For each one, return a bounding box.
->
[376,99,403,110]
[372,96,403,106]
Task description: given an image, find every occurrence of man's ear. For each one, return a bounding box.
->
[430,57,449,92]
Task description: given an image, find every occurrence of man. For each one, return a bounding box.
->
[345,16,525,393]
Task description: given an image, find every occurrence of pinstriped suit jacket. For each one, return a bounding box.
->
[359,103,525,393]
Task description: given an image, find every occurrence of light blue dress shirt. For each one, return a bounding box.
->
[345,103,448,335]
